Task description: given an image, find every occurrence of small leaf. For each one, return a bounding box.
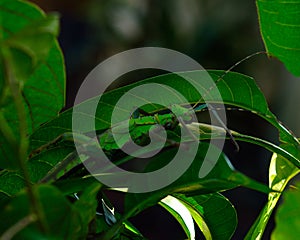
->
[122,221,144,238]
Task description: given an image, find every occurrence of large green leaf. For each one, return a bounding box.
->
[175,193,237,240]
[256,0,300,76]
[0,0,65,169]
[245,144,300,239]
[24,71,298,188]
[30,70,297,150]
[0,185,83,240]
[272,180,300,239]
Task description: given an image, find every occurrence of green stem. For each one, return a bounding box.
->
[234,134,300,168]
[1,214,37,240]
[2,48,48,233]
[188,123,300,168]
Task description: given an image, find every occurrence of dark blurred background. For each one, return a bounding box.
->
[31,0,300,239]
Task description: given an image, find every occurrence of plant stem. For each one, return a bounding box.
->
[2,48,48,233]
[0,214,37,240]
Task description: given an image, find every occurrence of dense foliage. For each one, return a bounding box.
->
[0,0,299,239]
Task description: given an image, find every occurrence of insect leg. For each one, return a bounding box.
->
[178,116,199,142]
[207,103,240,151]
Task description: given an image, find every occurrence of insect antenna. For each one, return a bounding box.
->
[192,51,267,108]
[192,51,267,151]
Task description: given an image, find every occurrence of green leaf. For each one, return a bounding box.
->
[256,0,300,76]
[159,195,195,239]
[175,193,237,240]
[0,0,63,129]
[2,14,59,83]
[0,185,83,240]
[4,70,297,202]
[0,0,65,169]
[30,70,297,150]
[272,181,300,239]
[25,70,297,191]
[245,144,300,240]
[121,221,145,239]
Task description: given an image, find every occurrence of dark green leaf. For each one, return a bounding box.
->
[256,0,300,76]
[0,0,65,169]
